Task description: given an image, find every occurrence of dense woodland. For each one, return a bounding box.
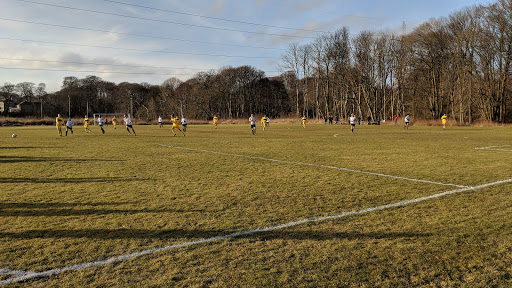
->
[1,0,511,123]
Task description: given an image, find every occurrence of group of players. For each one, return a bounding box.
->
[248,114,270,135]
[158,115,188,136]
[299,113,448,133]
[55,112,450,137]
[55,114,136,136]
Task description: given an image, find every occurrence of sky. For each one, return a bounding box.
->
[0,0,496,92]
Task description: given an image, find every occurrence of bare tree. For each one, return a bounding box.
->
[15,82,35,99]
[311,36,326,118]
[327,28,351,119]
[353,31,377,121]
[1,82,16,115]
[299,44,312,117]
[410,18,453,119]
[160,77,183,116]
[279,43,301,117]
[482,0,512,122]
[35,83,47,118]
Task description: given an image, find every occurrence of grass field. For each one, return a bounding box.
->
[1,122,511,287]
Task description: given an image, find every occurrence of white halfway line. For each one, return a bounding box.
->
[159,144,468,188]
[2,178,511,285]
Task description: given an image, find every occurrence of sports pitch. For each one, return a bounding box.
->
[1,123,511,287]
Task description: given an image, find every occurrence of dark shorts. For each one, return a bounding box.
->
[183,124,187,127]
[127,124,133,128]
[350,123,355,127]
[251,124,256,128]
[405,121,409,125]
[66,126,73,129]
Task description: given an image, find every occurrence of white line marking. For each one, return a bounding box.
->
[2,178,511,285]
[159,145,468,188]
[333,134,339,138]
[475,145,511,152]
[0,269,36,277]
[475,145,510,149]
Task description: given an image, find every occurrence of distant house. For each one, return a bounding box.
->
[9,101,41,115]
[0,99,14,113]
[8,106,21,113]
[0,94,20,114]
[0,101,7,113]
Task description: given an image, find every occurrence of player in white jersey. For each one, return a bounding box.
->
[97,116,105,134]
[249,114,256,135]
[123,114,136,136]
[181,116,188,132]
[65,117,74,136]
[404,115,410,129]
[158,116,163,128]
[349,114,357,133]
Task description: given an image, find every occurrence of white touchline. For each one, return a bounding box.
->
[475,145,510,149]
[475,145,511,152]
[0,269,36,277]
[2,178,511,285]
[159,144,468,188]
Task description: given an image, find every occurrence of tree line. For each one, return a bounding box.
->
[0,66,288,120]
[1,0,511,123]
[280,0,512,123]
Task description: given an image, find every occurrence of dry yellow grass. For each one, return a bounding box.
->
[1,123,511,286]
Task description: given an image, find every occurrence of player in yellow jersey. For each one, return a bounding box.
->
[83,115,91,133]
[301,116,307,128]
[261,115,268,131]
[171,115,185,136]
[441,114,448,129]
[56,114,64,136]
[112,116,117,129]
[213,116,219,129]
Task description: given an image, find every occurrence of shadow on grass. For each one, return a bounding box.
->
[0,228,431,240]
[0,156,124,163]
[0,177,146,184]
[0,202,133,209]
[0,147,55,149]
[0,207,206,217]
[255,230,433,241]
